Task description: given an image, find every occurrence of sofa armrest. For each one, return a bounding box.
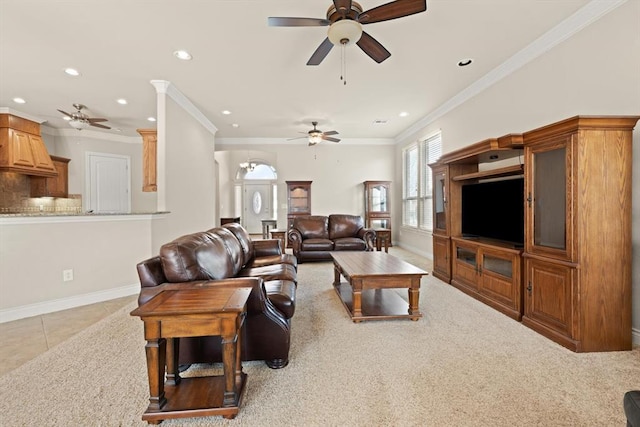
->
[253,239,282,257]
[288,228,303,253]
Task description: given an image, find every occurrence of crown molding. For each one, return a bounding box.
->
[150,80,218,135]
[395,0,629,144]
[0,107,47,124]
[215,137,395,146]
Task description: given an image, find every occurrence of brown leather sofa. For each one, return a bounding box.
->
[288,214,375,263]
[136,223,297,369]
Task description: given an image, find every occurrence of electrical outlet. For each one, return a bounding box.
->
[62,269,74,282]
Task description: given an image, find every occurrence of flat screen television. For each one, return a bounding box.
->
[461,177,524,246]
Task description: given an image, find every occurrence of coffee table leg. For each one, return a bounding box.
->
[333,263,341,287]
[352,278,363,321]
[408,278,421,320]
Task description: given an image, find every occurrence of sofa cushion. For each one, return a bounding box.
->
[160,231,223,282]
[301,238,334,251]
[221,223,254,266]
[293,216,329,239]
[211,227,244,275]
[334,237,367,251]
[238,263,297,283]
[329,214,364,240]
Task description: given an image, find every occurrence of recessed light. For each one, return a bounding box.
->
[222,110,232,115]
[147,117,157,122]
[12,97,26,104]
[117,98,128,105]
[399,112,409,117]
[64,68,81,76]
[372,119,387,125]
[457,58,473,67]
[232,123,239,128]
[173,50,192,60]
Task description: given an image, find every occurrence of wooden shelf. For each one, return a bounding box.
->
[452,164,524,181]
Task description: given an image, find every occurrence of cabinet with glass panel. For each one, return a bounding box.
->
[451,237,523,320]
[363,181,392,246]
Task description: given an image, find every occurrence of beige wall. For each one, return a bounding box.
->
[215,141,396,232]
[150,89,217,253]
[395,0,640,334]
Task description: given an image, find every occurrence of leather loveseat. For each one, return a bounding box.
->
[288,214,375,263]
[136,223,297,369]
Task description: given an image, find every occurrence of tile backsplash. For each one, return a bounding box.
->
[0,172,82,213]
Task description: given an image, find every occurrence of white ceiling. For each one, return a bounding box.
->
[0,0,597,141]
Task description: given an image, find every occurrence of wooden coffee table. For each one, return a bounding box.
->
[130,286,251,424]
[331,252,427,322]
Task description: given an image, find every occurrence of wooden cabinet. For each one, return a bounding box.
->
[363,180,392,247]
[30,156,70,198]
[521,116,638,352]
[137,129,157,192]
[0,114,56,177]
[432,235,451,282]
[451,237,523,320]
[286,181,312,245]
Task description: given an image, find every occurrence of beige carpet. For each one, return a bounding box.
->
[1,248,638,426]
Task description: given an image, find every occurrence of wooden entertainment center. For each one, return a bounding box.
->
[430,115,639,352]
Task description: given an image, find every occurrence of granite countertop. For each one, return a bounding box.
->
[0,211,169,217]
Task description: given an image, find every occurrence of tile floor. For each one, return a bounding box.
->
[0,295,137,377]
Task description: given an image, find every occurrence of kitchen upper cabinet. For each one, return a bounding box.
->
[0,114,56,177]
[137,129,157,192]
[30,156,70,198]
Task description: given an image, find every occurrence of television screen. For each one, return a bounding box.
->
[461,177,524,245]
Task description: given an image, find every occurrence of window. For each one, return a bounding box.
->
[402,132,442,230]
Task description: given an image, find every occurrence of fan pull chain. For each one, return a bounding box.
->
[340,39,347,86]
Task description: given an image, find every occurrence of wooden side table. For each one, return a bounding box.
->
[375,229,391,253]
[261,219,277,239]
[270,229,286,252]
[130,287,251,424]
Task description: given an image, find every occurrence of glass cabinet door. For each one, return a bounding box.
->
[433,167,448,234]
[370,184,388,213]
[526,139,571,259]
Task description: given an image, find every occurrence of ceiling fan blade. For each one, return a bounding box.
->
[90,123,111,129]
[287,136,308,141]
[358,0,426,24]
[323,130,339,136]
[268,17,330,27]
[357,31,391,63]
[333,0,353,16]
[57,109,73,118]
[307,37,334,66]
[87,118,108,123]
[322,136,341,143]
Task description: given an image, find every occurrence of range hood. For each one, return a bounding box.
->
[0,110,58,177]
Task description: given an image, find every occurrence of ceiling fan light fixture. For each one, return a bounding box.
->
[69,118,90,130]
[308,132,323,144]
[327,19,363,46]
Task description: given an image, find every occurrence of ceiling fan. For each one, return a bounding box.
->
[57,104,111,130]
[289,122,341,146]
[268,0,427,65]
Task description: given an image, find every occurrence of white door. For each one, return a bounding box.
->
[86,152,130,213]
[243,182,272,234]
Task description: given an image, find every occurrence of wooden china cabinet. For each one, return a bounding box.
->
[286,181,312,246]
[363,181,392,247]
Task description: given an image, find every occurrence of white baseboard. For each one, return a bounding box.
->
[633,328,640,347]
[0,283,140,323]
